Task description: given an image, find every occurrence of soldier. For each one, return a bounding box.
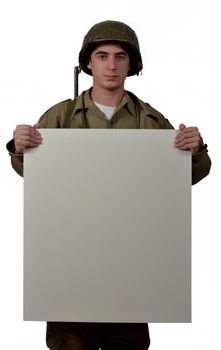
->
[7,20,211,350]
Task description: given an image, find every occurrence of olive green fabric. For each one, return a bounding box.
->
[39,89,173,129]
[79,20,143,76]
[6,88,211,184]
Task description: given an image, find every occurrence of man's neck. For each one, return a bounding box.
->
[90,87,125,107]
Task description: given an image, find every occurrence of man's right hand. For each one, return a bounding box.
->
[13,123,42,154]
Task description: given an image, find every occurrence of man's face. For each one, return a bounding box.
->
[87,43,130,91]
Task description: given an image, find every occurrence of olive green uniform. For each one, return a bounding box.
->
[6,89,211,350]
[7,89,211,185]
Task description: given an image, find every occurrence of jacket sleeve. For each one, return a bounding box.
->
[6,139,24,177]
[6,99,72,177]
[191,142,211,185]
[163,120,211,185]
[144,112,211,185]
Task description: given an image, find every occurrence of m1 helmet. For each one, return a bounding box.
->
[79,20,143,77]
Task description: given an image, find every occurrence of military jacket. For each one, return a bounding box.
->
[7,89,211,184]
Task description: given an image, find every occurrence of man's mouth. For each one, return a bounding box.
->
[104,74,118,77]
[104,75,118,80]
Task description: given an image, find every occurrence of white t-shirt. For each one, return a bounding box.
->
[94,102,116,120]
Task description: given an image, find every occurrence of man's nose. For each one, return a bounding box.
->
[107,56,117,69]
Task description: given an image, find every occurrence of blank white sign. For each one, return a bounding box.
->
[24,129,191,322]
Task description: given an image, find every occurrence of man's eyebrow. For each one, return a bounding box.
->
[95,51,109,55]
[95,51,127,55]
[115,51,127,55]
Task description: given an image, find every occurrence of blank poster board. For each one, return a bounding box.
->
[24,129,191,322]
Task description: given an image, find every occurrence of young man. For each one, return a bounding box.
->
[7,20,211,350]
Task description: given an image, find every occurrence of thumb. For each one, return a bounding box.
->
[33,123,40,129]
[179,123,186,131]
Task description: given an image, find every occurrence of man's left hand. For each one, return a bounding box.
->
[175,123,201,154]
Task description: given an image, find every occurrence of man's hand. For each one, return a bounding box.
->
[175,123,201,154]
[13,123,42,154]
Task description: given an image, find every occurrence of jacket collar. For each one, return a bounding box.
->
[72,88,161,121]
[72,88,136,117]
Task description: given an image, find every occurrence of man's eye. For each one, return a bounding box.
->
[98,55,108,60]
[116,55,125,60]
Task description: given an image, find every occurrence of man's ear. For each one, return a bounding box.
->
[87,60,92,70]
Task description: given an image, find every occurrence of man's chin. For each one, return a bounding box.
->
[103,82,120,91]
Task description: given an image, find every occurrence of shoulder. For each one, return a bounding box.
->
[126,90,163,118]
[38,99,73,127]
[126,90,174,129]
[41,99,72,117]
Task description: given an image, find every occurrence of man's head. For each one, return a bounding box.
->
[86,43,130,92]
[79,20,143,77]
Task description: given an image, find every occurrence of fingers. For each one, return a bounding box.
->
[13,124,42,153]
[175,125,201,154]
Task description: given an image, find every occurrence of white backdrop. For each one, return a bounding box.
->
[0,0,220,349]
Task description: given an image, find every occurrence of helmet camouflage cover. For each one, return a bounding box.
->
[79,20,143,76]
